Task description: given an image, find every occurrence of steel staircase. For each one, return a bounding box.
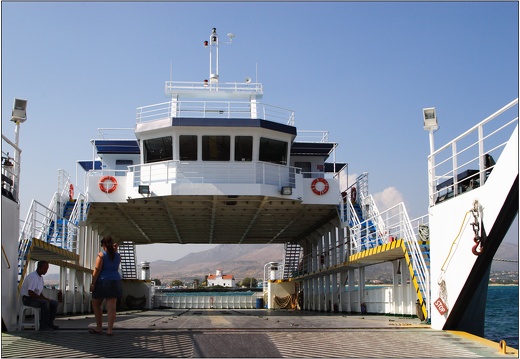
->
[337,173,430,320]
[399,215,430,321]
[119,241,138,279]
[17,171,87,284]
[47,200,75,250]
[282,242,303,279]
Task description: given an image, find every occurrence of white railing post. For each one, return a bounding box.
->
[478,124,486,185]
[451,142,458,198]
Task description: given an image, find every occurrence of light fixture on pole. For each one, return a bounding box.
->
[423,107,439,206]
[10,98,27,200]
[11,99,28,123]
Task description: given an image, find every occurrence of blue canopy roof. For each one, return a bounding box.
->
[93,140,140,154]
[78,160,102,171]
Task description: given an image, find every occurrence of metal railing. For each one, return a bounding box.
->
[153,292,263,309]
[165,80,263,95]
[295,130,329,143]
[127,160,299,188]
[1,134,21,202]
[428,99,518,206]
[409,215,429,241]
[136,100,295,126]
[18,170,85,282]
[19,200,81,251]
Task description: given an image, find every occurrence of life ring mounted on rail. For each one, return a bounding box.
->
[311,178,329,195]
[99,176,118,193]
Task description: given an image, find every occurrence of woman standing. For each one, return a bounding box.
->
[89,235,122,336]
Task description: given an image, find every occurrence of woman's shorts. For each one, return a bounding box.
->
[92,280,122,299]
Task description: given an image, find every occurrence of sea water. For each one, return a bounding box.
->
[485,285,518,349]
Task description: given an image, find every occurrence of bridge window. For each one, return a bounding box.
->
[235,136,253,161]
[143,136,173,164]
[202,135,230,161]
[179,135,198,161]
[259,137,288,165]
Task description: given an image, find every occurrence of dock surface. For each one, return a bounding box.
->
[2,309,517,358]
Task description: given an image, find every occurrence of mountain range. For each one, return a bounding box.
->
[44,241,517,286]
[148,244,285,284]
[146,242,518,285]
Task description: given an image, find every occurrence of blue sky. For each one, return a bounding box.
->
[2,2,518,263]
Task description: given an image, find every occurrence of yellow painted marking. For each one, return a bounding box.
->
[209,315,232,327]
[448,330,519,356]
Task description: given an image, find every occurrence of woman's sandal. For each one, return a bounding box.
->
[89,328,103,334]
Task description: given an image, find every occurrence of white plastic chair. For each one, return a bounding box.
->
[17,304,40,331]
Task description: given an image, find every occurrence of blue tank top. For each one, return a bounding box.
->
[99,250,121,281]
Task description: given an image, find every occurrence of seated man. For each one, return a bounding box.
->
[20,260,59,331]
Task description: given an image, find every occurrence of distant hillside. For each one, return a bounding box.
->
[148,241,518,285]
[149,244,285,284]
[43,241,517,286]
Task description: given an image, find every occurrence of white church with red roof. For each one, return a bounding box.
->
[207,269,235,287]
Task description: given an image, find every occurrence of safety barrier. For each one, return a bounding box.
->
[153,292,264,309]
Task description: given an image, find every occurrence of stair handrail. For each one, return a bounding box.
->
[398,204,430,320]
[359,191,386,239]
[348,191,386,254]
[66,193,88,252]
[347,200,430,318]
[347,192,362,251]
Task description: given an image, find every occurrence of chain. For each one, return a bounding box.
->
[470,200,483,256]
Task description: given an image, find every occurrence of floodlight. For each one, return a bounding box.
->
[138,185,150,195]
[11,98,27,123]
[423,107,438,131]
[281,186,292,195]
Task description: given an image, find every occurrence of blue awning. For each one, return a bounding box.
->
[93,140,140,154]
[78,160,102,171]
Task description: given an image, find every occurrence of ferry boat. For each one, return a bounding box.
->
[2,28,518,342]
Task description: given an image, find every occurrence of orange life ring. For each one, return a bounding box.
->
[69,184,74,200]
[99,176,117,193]
[351,187,357,203]
[311,178,329,195]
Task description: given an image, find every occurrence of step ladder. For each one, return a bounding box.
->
[282,242,303,279]
[119,241,138,279]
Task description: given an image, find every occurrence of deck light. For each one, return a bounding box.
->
[281,186,292,195]
[423,106,439,206]
[11,98,27,123]
[423,107,438,131]
[138,185,150,195]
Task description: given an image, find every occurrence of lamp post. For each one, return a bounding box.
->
[423,107,438,206]
[10,98,27,200]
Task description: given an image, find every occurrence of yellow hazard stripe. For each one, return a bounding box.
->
[32,238,79,261]
[348,239,403,262]
[401,242,427,320]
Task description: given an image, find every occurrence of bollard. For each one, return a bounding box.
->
[499,340,507,354]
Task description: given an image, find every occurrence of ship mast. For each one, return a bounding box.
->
[205,28,219,87]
